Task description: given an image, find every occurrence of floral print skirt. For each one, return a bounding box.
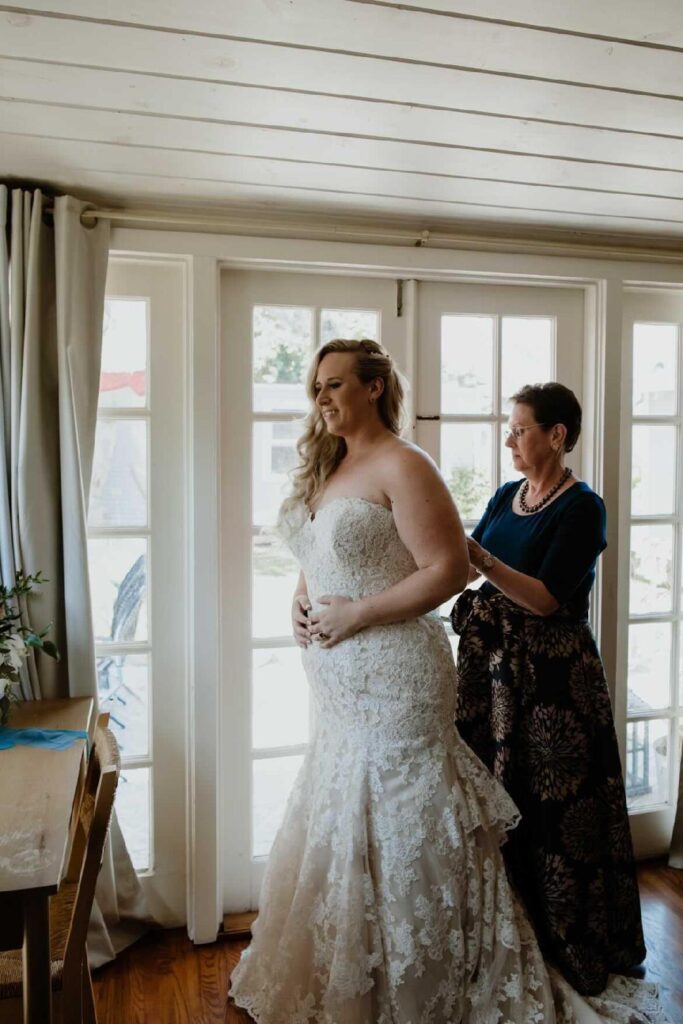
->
[451,588,646,996]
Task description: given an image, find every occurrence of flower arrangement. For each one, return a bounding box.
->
[0,571,59,726]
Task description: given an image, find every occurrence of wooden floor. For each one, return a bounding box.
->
[94,861,683,1024]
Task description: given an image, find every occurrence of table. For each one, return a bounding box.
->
[0,698,93,1024]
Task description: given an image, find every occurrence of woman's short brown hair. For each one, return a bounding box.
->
[511,382,582,453]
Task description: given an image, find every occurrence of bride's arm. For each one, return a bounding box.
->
[310,447,468,644]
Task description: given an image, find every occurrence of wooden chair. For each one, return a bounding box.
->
[0,720,120,1024]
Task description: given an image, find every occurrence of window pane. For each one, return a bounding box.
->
[440,315,494,414]
[500,423,524,485]
[97,653,150,759]
[253,754,304,857]
[88,538,148,643]
[253,306,312,413]
[320,309,379,344]
[252,530,300,640]
[628,621,671,713]
[501,317,553,412]
[251,423,300,645]
[252,422,301,528]
[441,423,493,521]
[633,323,678,416]
[100,299,147,408]
[117,767,151,871]
[626,718,670,811]
[631,425,677,516]
[89,419,147,528]
[252,647,309,750]
[629,523,674,615]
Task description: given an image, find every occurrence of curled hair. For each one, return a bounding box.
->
[282,338,407,514]
[511,382,582,453]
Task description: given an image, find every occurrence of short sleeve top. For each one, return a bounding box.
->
[471,479,607,621]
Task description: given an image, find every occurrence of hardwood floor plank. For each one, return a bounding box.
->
[94,861,683,1023]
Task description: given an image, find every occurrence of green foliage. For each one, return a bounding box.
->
[447,465,488,521]
[0,571,59,725]
[254,341,307,384]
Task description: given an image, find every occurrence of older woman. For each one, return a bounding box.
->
[452,382,645,997]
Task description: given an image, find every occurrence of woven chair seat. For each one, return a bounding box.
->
[0,878,78,999]
[0,953,65,1000]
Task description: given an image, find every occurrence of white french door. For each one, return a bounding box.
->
[414,282,586,696]
[220,270,406,910]
[219,270,593,912]
[88,258,188,924]
[622,289,683,858]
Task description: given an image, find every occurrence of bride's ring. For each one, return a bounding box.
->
[317,632,329,641]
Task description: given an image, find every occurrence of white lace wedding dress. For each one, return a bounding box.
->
[230,497,668,1024]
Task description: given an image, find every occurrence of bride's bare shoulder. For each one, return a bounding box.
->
[379,437,440,481]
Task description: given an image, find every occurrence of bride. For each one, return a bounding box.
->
[230,338,667,1024]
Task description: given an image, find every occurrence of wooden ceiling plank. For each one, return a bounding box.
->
[3,132,683,223]
[3,1,683,97]
[2,15,681,138]
[1,59,681,172]
[2,99,682,198]
[3,153,679,236]
[361,1,683,49]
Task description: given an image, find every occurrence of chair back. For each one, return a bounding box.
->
[63,724,120,968]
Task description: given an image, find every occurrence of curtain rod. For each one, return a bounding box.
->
[43,204,683,263]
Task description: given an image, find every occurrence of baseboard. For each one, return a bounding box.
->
[221,912,256,939]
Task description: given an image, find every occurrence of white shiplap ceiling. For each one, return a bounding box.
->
[1,0,683,244]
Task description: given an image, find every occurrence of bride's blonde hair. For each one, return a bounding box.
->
[283,338,407,513]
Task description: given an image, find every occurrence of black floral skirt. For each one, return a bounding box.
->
[451,588,645,996]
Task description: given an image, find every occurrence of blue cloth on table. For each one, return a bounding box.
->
[0,726,89,751]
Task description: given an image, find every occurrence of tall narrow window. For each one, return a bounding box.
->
[626,322,682,811]
[88,297,152,871]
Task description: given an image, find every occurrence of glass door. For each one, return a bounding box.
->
[88,258,188,923]
[221,270,405,910]
[623,289,683,858]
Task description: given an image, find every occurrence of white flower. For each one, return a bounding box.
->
[0,635,28,671]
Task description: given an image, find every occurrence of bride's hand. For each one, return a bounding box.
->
[292,593,312,648]
[309,596,362,648]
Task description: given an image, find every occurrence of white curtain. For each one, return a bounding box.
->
[0,184,153,964]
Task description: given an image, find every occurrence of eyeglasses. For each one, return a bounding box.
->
[504,422,547,442]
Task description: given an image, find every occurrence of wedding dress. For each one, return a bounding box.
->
[230,497,668,1024]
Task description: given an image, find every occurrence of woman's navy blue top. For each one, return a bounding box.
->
[471,479,607,622]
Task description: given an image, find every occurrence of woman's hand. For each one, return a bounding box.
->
[308,596,363,648]
[292,593,312,648]
[466,536,485,572]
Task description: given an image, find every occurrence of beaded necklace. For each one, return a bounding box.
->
[518,466,573,514]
